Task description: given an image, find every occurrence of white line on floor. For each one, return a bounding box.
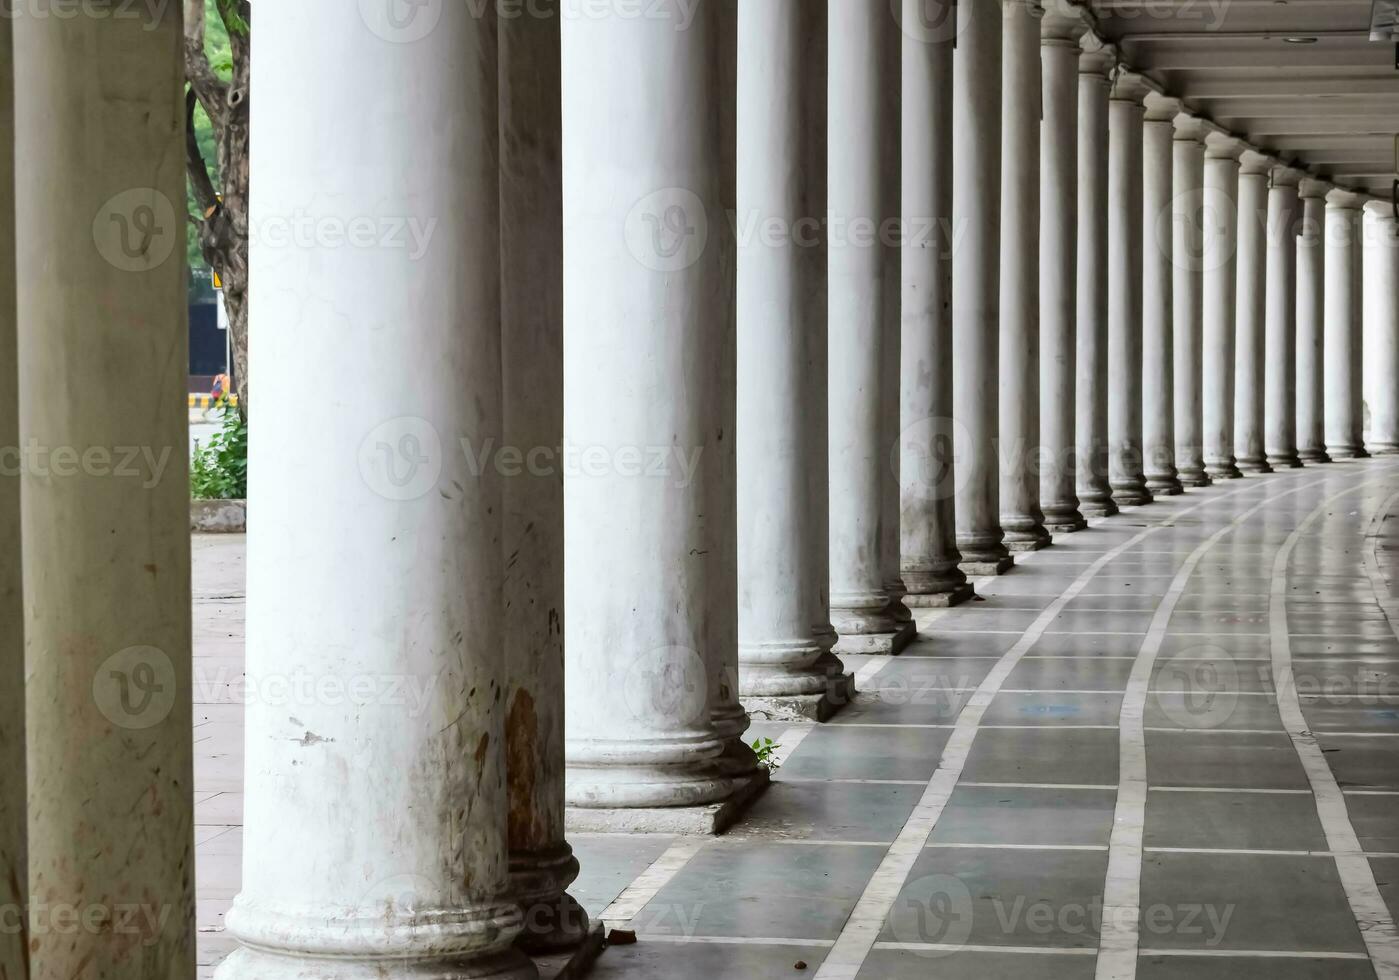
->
[599,837,707,928]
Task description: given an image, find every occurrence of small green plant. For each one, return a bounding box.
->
[751,736,782,772]
[191,398,247,500]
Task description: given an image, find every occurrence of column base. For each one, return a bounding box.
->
[1146,474,1184,496]
[215,945,540,980]
[959,556,1015,576]
[1299,449,1331,463]
[511,846,590,955]
[1175,464,1210,487]
[1204,462,1243,480]
[1110,482,1154,507]
[534,923,606,980]
[832,618,916,656]
[1237,457,1273,474]
[1046,517,1089,533]
[1266,453,1304,469]
[564,767,770,835]
[742,670,855,723]
[904,582,976,607]
[1005,536,1051,554]
[1077,490,1118,518]
[901,563,970,600]
[1002,520,1052,553]
[1369,444,1399,455]
[1328,446,1369,459]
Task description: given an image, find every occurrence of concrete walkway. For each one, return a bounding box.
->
[193,458,1399,980]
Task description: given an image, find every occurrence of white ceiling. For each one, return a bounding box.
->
[1090,0,1399,198]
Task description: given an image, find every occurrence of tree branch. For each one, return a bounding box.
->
[185,87,220,219]
[184,0,227,120]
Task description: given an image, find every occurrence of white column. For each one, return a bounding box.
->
[499,7,587,951]
[1363,201,1399,454]
[1325,189,1368,459]
[225,7,535,979]
[1233,150,1273,473]
[1296,180,1331,463]
[1107,73,1152,506]
[0,19,21,980]
[1142,93,1183,495]
[1263,168,1304,469]
[739,0,851,720]
[563,3,755,822]
[1075,43,1118,517]
[1039,7,1086,533]
[829,0,914,650]
[901,0,974,602]
[1171,114,1211,486]
[999,0,1050,551]
[953,0,1012,576]
[1202,133,1245,479]
[17,11,195,980]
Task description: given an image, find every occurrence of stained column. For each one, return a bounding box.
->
[1296,180,1331,463]
[1263,168,1303,469]
[999,0,1051,551]
[1142,93,1183,495]
[1202,133,1245,480]
[1324,189,1367,459]
[739,0,852,719]
[1106,73,1152,506]
[1075,42,1118,517]
[1038,6,1087,533]
[901,0,974,603]
[1171,114,1212,486]
[1233,150,1273,473]
[1363,201,1399,454]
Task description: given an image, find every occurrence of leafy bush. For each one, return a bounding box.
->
[191,400,247,500]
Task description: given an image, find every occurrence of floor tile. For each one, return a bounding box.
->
[929,785,1116,847]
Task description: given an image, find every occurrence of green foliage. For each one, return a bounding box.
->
[191,400,248,500]
[751,737,782,772]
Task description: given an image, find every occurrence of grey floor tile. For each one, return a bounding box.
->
[860,947,1096,979]
[1045,610,1155,635]
[929,785,1116,846]
[588,941,829,979]
[1137,954,1378,980]
[1373,856,1399,925]
[1005,657,1137,691]
[571,834,677,919]
[831,688,973,726]
[981,691,1125,727]
[779,725,950,782]
[1143,790,1328,850]
[908,632,1021,657]
[1144,691,1285,731]
[1345,796,1399,853]
[962,728,1120,785]
[858,655,998,694]
[928,608,1044,633]
[1317,736,1399,790]
[738,779,922,843]
[1145,731,1309,789]
[1028,634,1146,657]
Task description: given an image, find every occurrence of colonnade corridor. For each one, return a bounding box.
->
[191,458,1399,979]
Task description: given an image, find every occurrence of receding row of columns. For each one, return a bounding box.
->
[4,3,1399,980]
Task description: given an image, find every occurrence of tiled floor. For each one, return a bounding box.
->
[194,457,1399,979]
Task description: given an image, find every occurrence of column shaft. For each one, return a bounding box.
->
[901,0,974,601]
[499,7,587,952]
[1107,76,1152,505]
[954,0,1013,571]
[829,0,914,648]
[1363,204,1399,454]
[1325,191,1366,458]
[999,0,1050,550]
[1203,137,1243,479]
[18,10,194,980]
[1263,173,1302,468]
[1039,23,1086,532]
[1142,97,1182,495]
[1234,152,1272,472]
[1075,48,1118,517]
[1296,183,1330,462]
[739,0,851,718]
[1172,123,1210,486]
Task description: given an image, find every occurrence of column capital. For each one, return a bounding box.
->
[1363,198,1396,219]
[1143,91,1182,122]
[1326,188,1368,210]
[1269,166,1307,189]
[1079,34,1118,79]
[1041,0,1088,44]
[1204,131,1248,161]
[1172,112,1215,144]
[1110,70,1155,104]
[1239,149,1275,177]
[1003,0,1045,10]
[1299,178,1333,201]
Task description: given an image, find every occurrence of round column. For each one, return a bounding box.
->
[563,2,739,809]
[739,0,850,719]
[17,11,196,980]
[1325,189,1368,459]
[1263,168,1304,469]
[1142,93,1183,495]
[1363,202,1399,454]
[499,6,587,952]
[829,0,914,649]
[1039,9,1087,533]
[224,7,534,979]
[953,0,1011,573]
[999,0,1051,551]
[1233,150,1273,473]
[1107,73,1153,506]
[901,0,974,602]
[1171,115,1211,486]
[1075,43,1118,517]
[1296,180,1331,463]
[1202,134,1244,479]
